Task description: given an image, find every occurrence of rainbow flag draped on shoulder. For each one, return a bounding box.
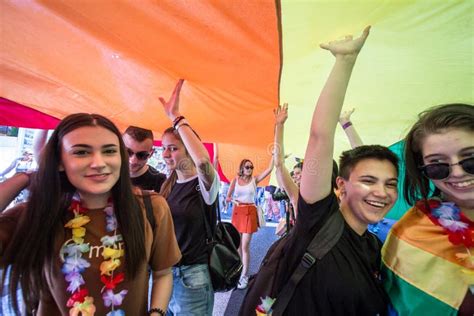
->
[382,203,473,315]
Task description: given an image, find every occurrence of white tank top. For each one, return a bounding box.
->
[233,177,256,204]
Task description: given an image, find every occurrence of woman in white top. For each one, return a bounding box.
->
[226,158,273,289]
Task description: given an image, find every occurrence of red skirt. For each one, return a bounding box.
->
[232,204,258,234]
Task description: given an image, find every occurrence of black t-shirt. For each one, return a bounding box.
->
[166,177,215,266]
[131,166,166,193]
[281,192,388,315]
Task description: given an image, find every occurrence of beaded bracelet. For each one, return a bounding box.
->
[148,307,166,316]
[342,121,352,130]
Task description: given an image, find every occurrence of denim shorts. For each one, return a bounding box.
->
[167,264,214,316]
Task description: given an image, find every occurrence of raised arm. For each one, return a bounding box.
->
[339,108,363,148]
[159,79,216,189]
[273,104,299,204]
[255,155,274,184]
[300,26,370,204]
[226,178,236,203]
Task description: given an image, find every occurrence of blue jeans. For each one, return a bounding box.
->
[167,264,214,316]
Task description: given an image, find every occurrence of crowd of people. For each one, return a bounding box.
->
[0,26,473,316]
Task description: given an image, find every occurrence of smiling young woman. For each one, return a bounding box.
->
[382,103,474,315]
[226,157,274,289]
[0,113,181,315]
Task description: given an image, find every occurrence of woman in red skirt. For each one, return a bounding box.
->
[226,158,273,289]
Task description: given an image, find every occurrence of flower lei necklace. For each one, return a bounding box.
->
[60,193,127,316]
[416,198,474,293]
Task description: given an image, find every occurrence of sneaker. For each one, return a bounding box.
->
[237,275,249,289]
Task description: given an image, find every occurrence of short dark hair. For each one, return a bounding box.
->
[339,145,399,180]
[404,103,474,205]
[124,125,154,142]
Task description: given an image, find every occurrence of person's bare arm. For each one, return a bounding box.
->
[255,156,274,184]
[159,79,216,190]
[300,27,370,204]
[273,104,299,203]
[339,108,363,148]
[226,178,236,203]
[0,172,31,212]
[149,268,173,314]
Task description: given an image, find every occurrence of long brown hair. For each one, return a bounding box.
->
[1,113,146,313]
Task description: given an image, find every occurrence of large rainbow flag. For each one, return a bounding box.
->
[1,1,473,186]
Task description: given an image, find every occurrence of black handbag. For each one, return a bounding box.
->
[202,198,243,292]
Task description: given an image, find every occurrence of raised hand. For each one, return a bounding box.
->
[274,103,288,125]
[159,79,185,120]
[320,26,370,58]
[339,108,355,124]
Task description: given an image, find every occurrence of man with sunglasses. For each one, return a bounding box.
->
[123,126,166,193]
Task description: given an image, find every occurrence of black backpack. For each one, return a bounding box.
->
[201,196,243,292]
[239,210,345,316]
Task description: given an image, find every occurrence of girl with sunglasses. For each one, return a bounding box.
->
[0,113,181,315]
[226,157,273,289]
[158,80,220,315]
[382,103,474,315]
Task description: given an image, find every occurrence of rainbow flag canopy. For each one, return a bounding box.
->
[1,1,473,183]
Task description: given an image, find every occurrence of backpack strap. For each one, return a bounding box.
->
[271,210,345,315]
[141,190,156,234]
[200,194,219,244]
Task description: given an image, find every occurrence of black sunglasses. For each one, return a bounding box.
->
[127,149,151,161]
[244,165,254,170]
[419,157,474,180]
